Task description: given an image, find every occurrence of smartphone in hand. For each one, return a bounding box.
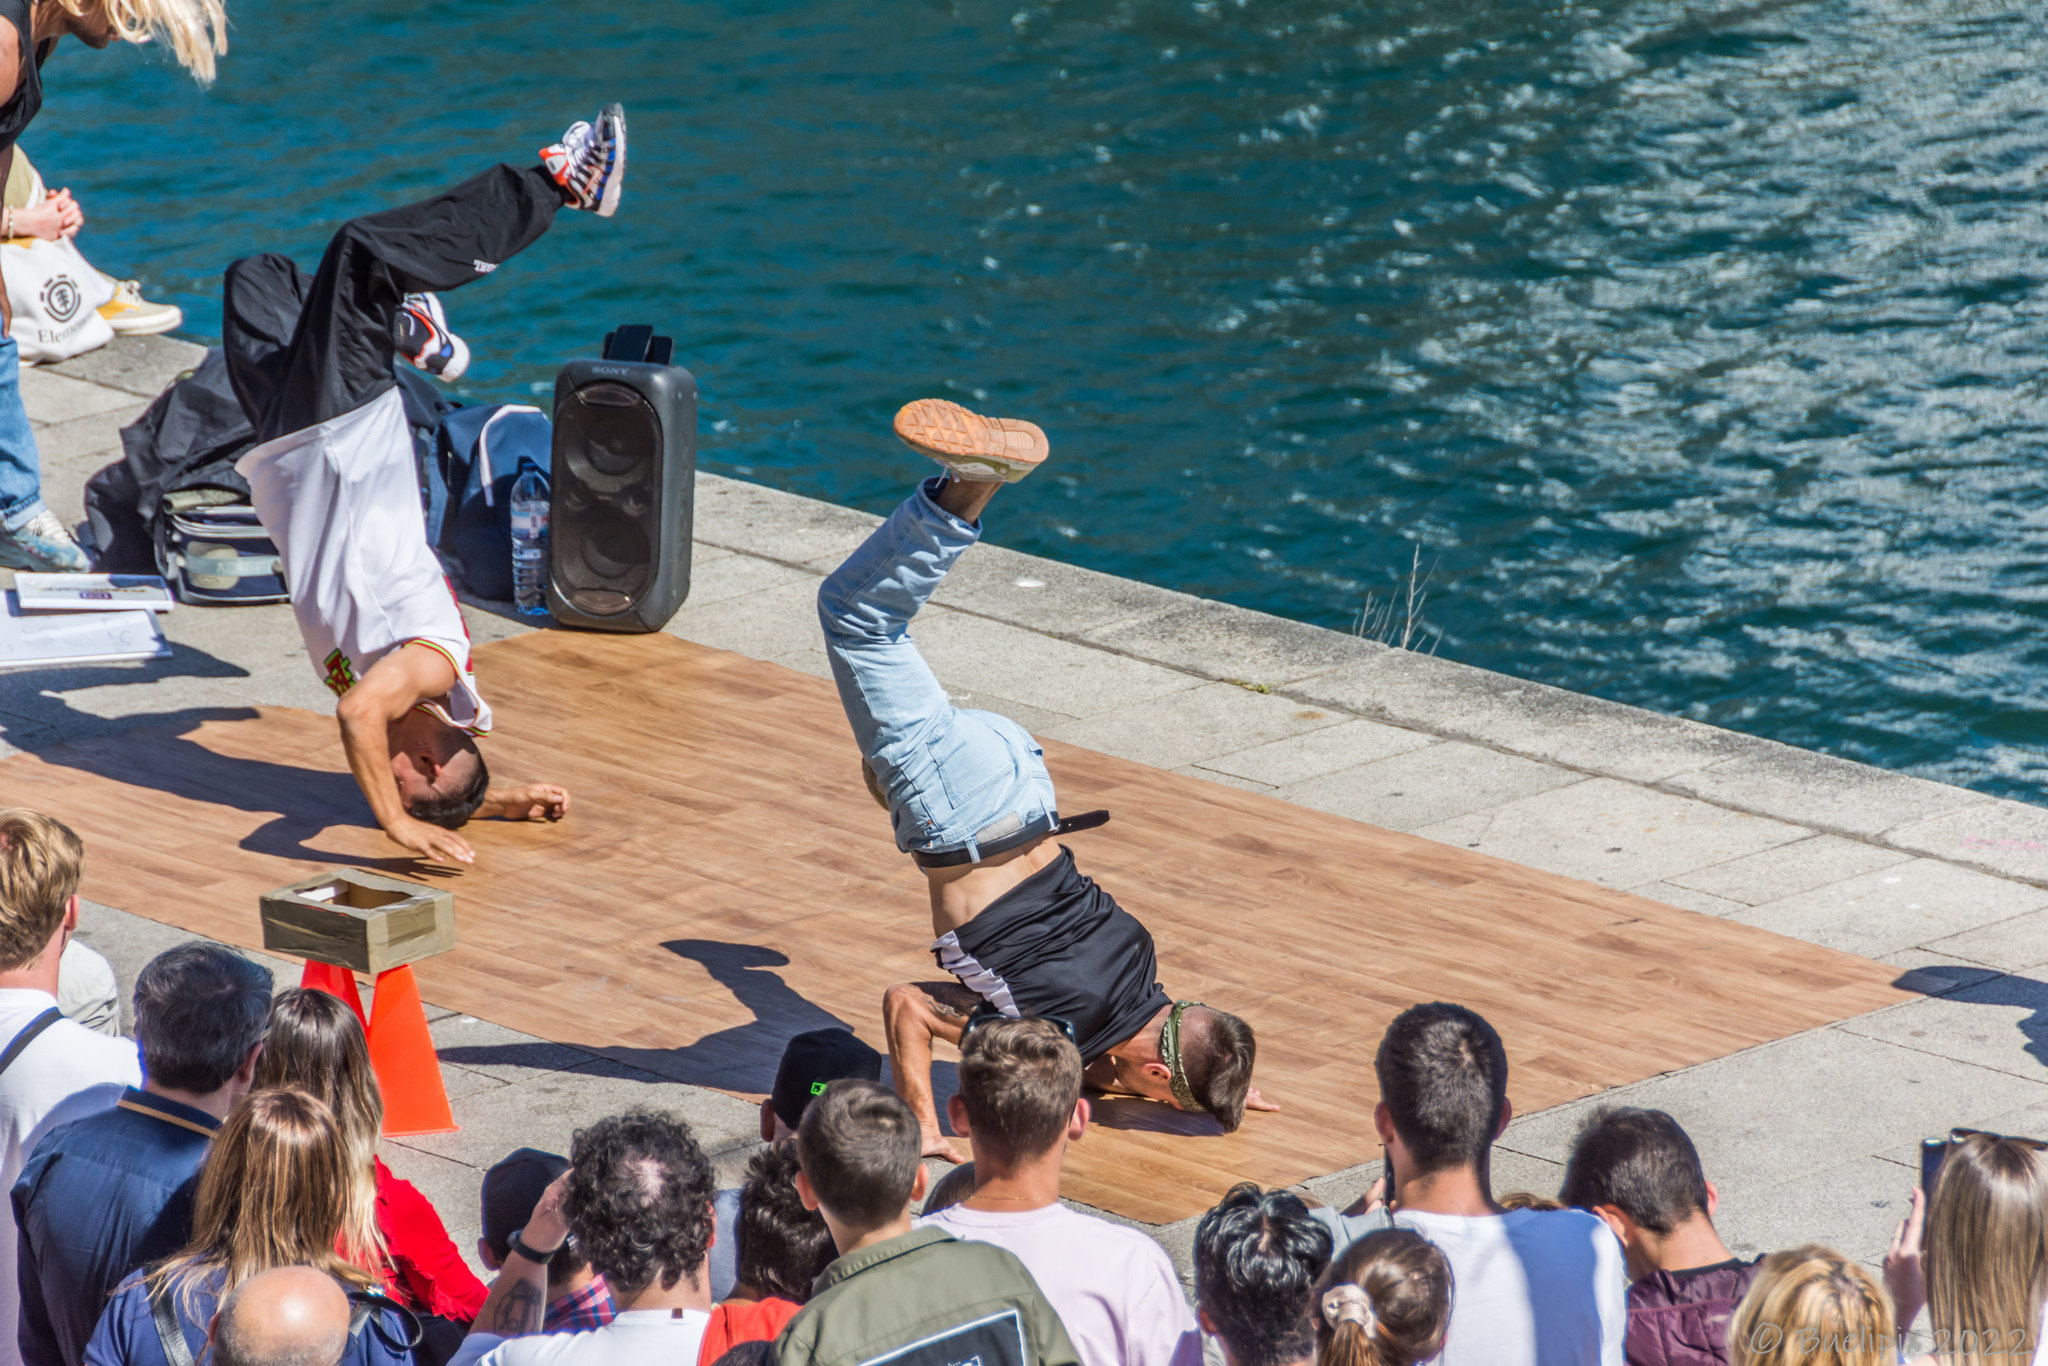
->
[1921,1136,1950,1196]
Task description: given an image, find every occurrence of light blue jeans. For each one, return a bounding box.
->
[0,337,43,531]
[819,477,1058,855]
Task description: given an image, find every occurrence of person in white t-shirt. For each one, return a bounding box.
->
[0,809,142,1366]
[1310,1002,1627,1366]
[451,1111,715,1366]
[917,1016,1202,1366]
[224,108,634,865]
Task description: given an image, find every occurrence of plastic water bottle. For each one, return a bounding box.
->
[510,461,551,618]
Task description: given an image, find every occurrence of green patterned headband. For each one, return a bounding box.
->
[1163,1000,1204,1114]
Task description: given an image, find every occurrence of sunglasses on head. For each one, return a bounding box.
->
[1950,1128,2048,1147]
[1921,1128,2048,1196]
[959,1010,1077,1049]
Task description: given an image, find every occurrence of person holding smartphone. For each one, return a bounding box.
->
[1885,1129,2048,1362]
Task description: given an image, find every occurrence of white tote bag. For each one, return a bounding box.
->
[2,165,116,364]
[4,233,116,363]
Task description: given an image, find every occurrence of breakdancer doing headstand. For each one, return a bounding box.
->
[819,400,1276,1161]
[225,107,629,865]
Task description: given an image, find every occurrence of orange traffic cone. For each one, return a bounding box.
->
[300,960,367,1027]
[364,964,456,1136]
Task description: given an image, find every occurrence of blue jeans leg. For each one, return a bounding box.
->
[818,477,1055,852]
[0,338,44,531]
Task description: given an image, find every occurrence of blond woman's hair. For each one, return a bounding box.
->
[52,0,227,83]
[253,989,388,1274]
[1925,1133,2048,1366]
[0,808,80,971]
[151,1088,379,1312]
[1730,1246,1895,1366]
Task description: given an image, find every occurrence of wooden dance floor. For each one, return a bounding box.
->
[2,631,1910,1222]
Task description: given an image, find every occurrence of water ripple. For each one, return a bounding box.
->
[36,0,2048,796]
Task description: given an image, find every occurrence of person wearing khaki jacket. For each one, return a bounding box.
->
[772,1081,1079,1366]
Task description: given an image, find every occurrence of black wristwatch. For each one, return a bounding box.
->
[508,1228,562,1263]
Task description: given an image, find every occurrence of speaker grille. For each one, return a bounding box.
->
[554,381,663,616]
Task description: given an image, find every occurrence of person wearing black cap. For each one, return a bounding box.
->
[477,1150,614,1334]
[764,1029,885,1142]
[818,400,1274,1162]
[701,1029,885,1301]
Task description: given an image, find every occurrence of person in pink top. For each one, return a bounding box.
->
[917,1017,1202,1366]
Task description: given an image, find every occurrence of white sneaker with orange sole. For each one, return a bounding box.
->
[97,277,182,336]
[893,398,1049,483]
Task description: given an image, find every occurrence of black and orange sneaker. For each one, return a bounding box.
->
[393,292,469,381]
[542,104,627,217]
[893,398,1050,483]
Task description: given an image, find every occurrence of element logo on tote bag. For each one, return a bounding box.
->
[39,273,79,323]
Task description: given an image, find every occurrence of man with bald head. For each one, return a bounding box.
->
[208,1267,352,1366]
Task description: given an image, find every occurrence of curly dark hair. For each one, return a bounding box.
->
[737,1139,835,1303]
[1195,1183,1333,1366]
[564,1110,714,1299]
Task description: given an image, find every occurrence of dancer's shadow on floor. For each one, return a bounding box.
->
[565,940,926,1099]
[3,650,448,874]
[1896,965,2048,1076]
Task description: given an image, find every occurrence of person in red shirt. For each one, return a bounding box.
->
[255,988,487,1336]
[699,1141,835,1364]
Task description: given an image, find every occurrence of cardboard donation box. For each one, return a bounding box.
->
[261,868,458,1137]
[260,869,455,974]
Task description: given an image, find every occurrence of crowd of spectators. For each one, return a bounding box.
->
[1,801,2039,1366]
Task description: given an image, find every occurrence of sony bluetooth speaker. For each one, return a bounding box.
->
[546,326,696,633]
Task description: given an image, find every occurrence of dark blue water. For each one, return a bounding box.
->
[39,0,2048,797]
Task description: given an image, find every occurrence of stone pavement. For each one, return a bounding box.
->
[13,336,2048,1290]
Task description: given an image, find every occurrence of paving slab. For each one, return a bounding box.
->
[662,577,842,661]
[1630,880,1747,918]
[1293,651,1748,785]
[942,690,1081,738]
[677,551,820,609]
[1415,778,1810,889]
[1667,745,1991,841]
[1082,601,1383,689]
[21,369,144,425]
[1713,1153,1915,1267]
[1731,860,2048,959]
[392,1057,766,1171]
[1667,835,1914,907]
[912,611,1202,718]
[428,1013,605,1084]
[1839,975,2048,1084]
[43,333,204,398]
[693,475,880,568]
[929,541,1192,637]
[1923,910,2048,973]
[1192,717,1438,789]
[1495,1027,2048,1190]
[1278,742,1581,833]
[1888,799,2048,887]
[1880,951,2006,999]
[1040,683,1343,772]
[32,404,144,465]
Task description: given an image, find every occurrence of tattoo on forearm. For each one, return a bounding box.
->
[482,1278,544,1336]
